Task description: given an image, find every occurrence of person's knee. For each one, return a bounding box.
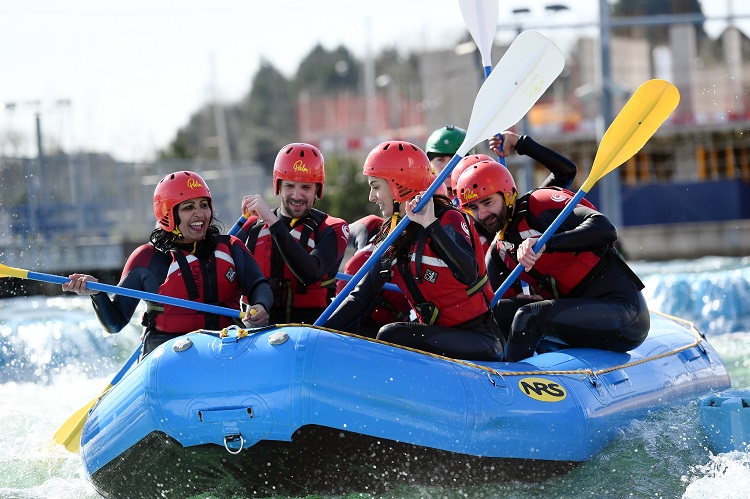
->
[504,301,552,361]
[376,322,411,342]
[510,302,549,344]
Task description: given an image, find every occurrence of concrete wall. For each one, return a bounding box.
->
[620,219,750,261]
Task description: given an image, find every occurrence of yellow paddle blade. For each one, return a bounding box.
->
[0,262,29,279]
[51,384,112,453]
[582,79,680,192]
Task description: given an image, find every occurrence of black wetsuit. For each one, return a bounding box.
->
[237,209,349,325]
[515,134,577,190]
[488,190,650,362]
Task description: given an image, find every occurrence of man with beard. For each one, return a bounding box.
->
[474,131,577,245]
[236,143,350,324]
[455,159,649,362]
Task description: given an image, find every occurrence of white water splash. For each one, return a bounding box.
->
[683,451,750,499]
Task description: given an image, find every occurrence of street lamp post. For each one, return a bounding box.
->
[497,5,750,227]
[376,74,401,134]
[3,99,71,239]
[509,5,570,194]
[598,0,621,226]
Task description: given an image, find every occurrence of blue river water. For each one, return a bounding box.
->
[0,256,749,498]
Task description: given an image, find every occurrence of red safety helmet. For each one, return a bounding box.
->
[455,160,517,210]
[273,143,325,198]
[451,154,494,196]
[153,171,212,232]
[363,141,432,203]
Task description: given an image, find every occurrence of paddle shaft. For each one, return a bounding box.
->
[228,212,250,237]
[336,273,401,293]
[22,268,244,319]
[111,344,142,384]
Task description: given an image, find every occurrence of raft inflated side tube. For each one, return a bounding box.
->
[698,389,750,453]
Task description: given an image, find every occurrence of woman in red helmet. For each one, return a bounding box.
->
[455,160,649,362]
[324,141,503,361]
[63,171,273,357]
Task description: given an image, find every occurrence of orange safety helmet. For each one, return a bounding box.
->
[153,171,212,232]
[273,143,325,198]
[455,160,517,210]
[363,141,432,203]
[450,154,494,196]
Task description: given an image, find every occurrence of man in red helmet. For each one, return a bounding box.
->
[455,157,650,362]
[236,143,350,324]
[462,131,578,254]
[63,171,273,357]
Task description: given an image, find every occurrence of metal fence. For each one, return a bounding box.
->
[0,154,269,273]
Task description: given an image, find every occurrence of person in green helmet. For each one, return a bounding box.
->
[425,125,468,197]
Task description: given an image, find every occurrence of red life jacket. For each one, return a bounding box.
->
[478,232,491,256]
[497,187,603,299]
[244,208,346,313]
[390,206,493,327]
[338,242,412,324]
[151,236,242,333]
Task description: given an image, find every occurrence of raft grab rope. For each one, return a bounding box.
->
[207,310,705,380]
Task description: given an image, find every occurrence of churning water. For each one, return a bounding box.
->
[1,257,749,498]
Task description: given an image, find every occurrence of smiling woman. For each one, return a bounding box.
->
[60,170,274,357]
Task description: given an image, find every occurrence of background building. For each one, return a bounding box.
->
[1,13,750,294]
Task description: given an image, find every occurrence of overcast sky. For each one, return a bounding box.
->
[1,0,748,162]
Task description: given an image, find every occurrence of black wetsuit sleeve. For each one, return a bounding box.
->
[537,204,617,253]
[486,243,512,291]
[90,266,161,333]
[348,221,370,251]
[324,262,387,331]
[230,242,274,312]
[269,222,341,284]
[515,135,577,189]
[423,216,479,283]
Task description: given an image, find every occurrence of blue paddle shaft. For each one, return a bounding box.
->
[34,270,243,319]
[489,187,586,307]
[336,273,401,293]
[110,345,142,385]
[228,214,247,236]
[483,63,506,167]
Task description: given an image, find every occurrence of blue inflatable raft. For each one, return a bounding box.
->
[80,311,730,498]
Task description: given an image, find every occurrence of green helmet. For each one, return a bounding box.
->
[425,125,467,157]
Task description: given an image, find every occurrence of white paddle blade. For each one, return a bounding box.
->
[458,30,565,156]
[459,0,499,68]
